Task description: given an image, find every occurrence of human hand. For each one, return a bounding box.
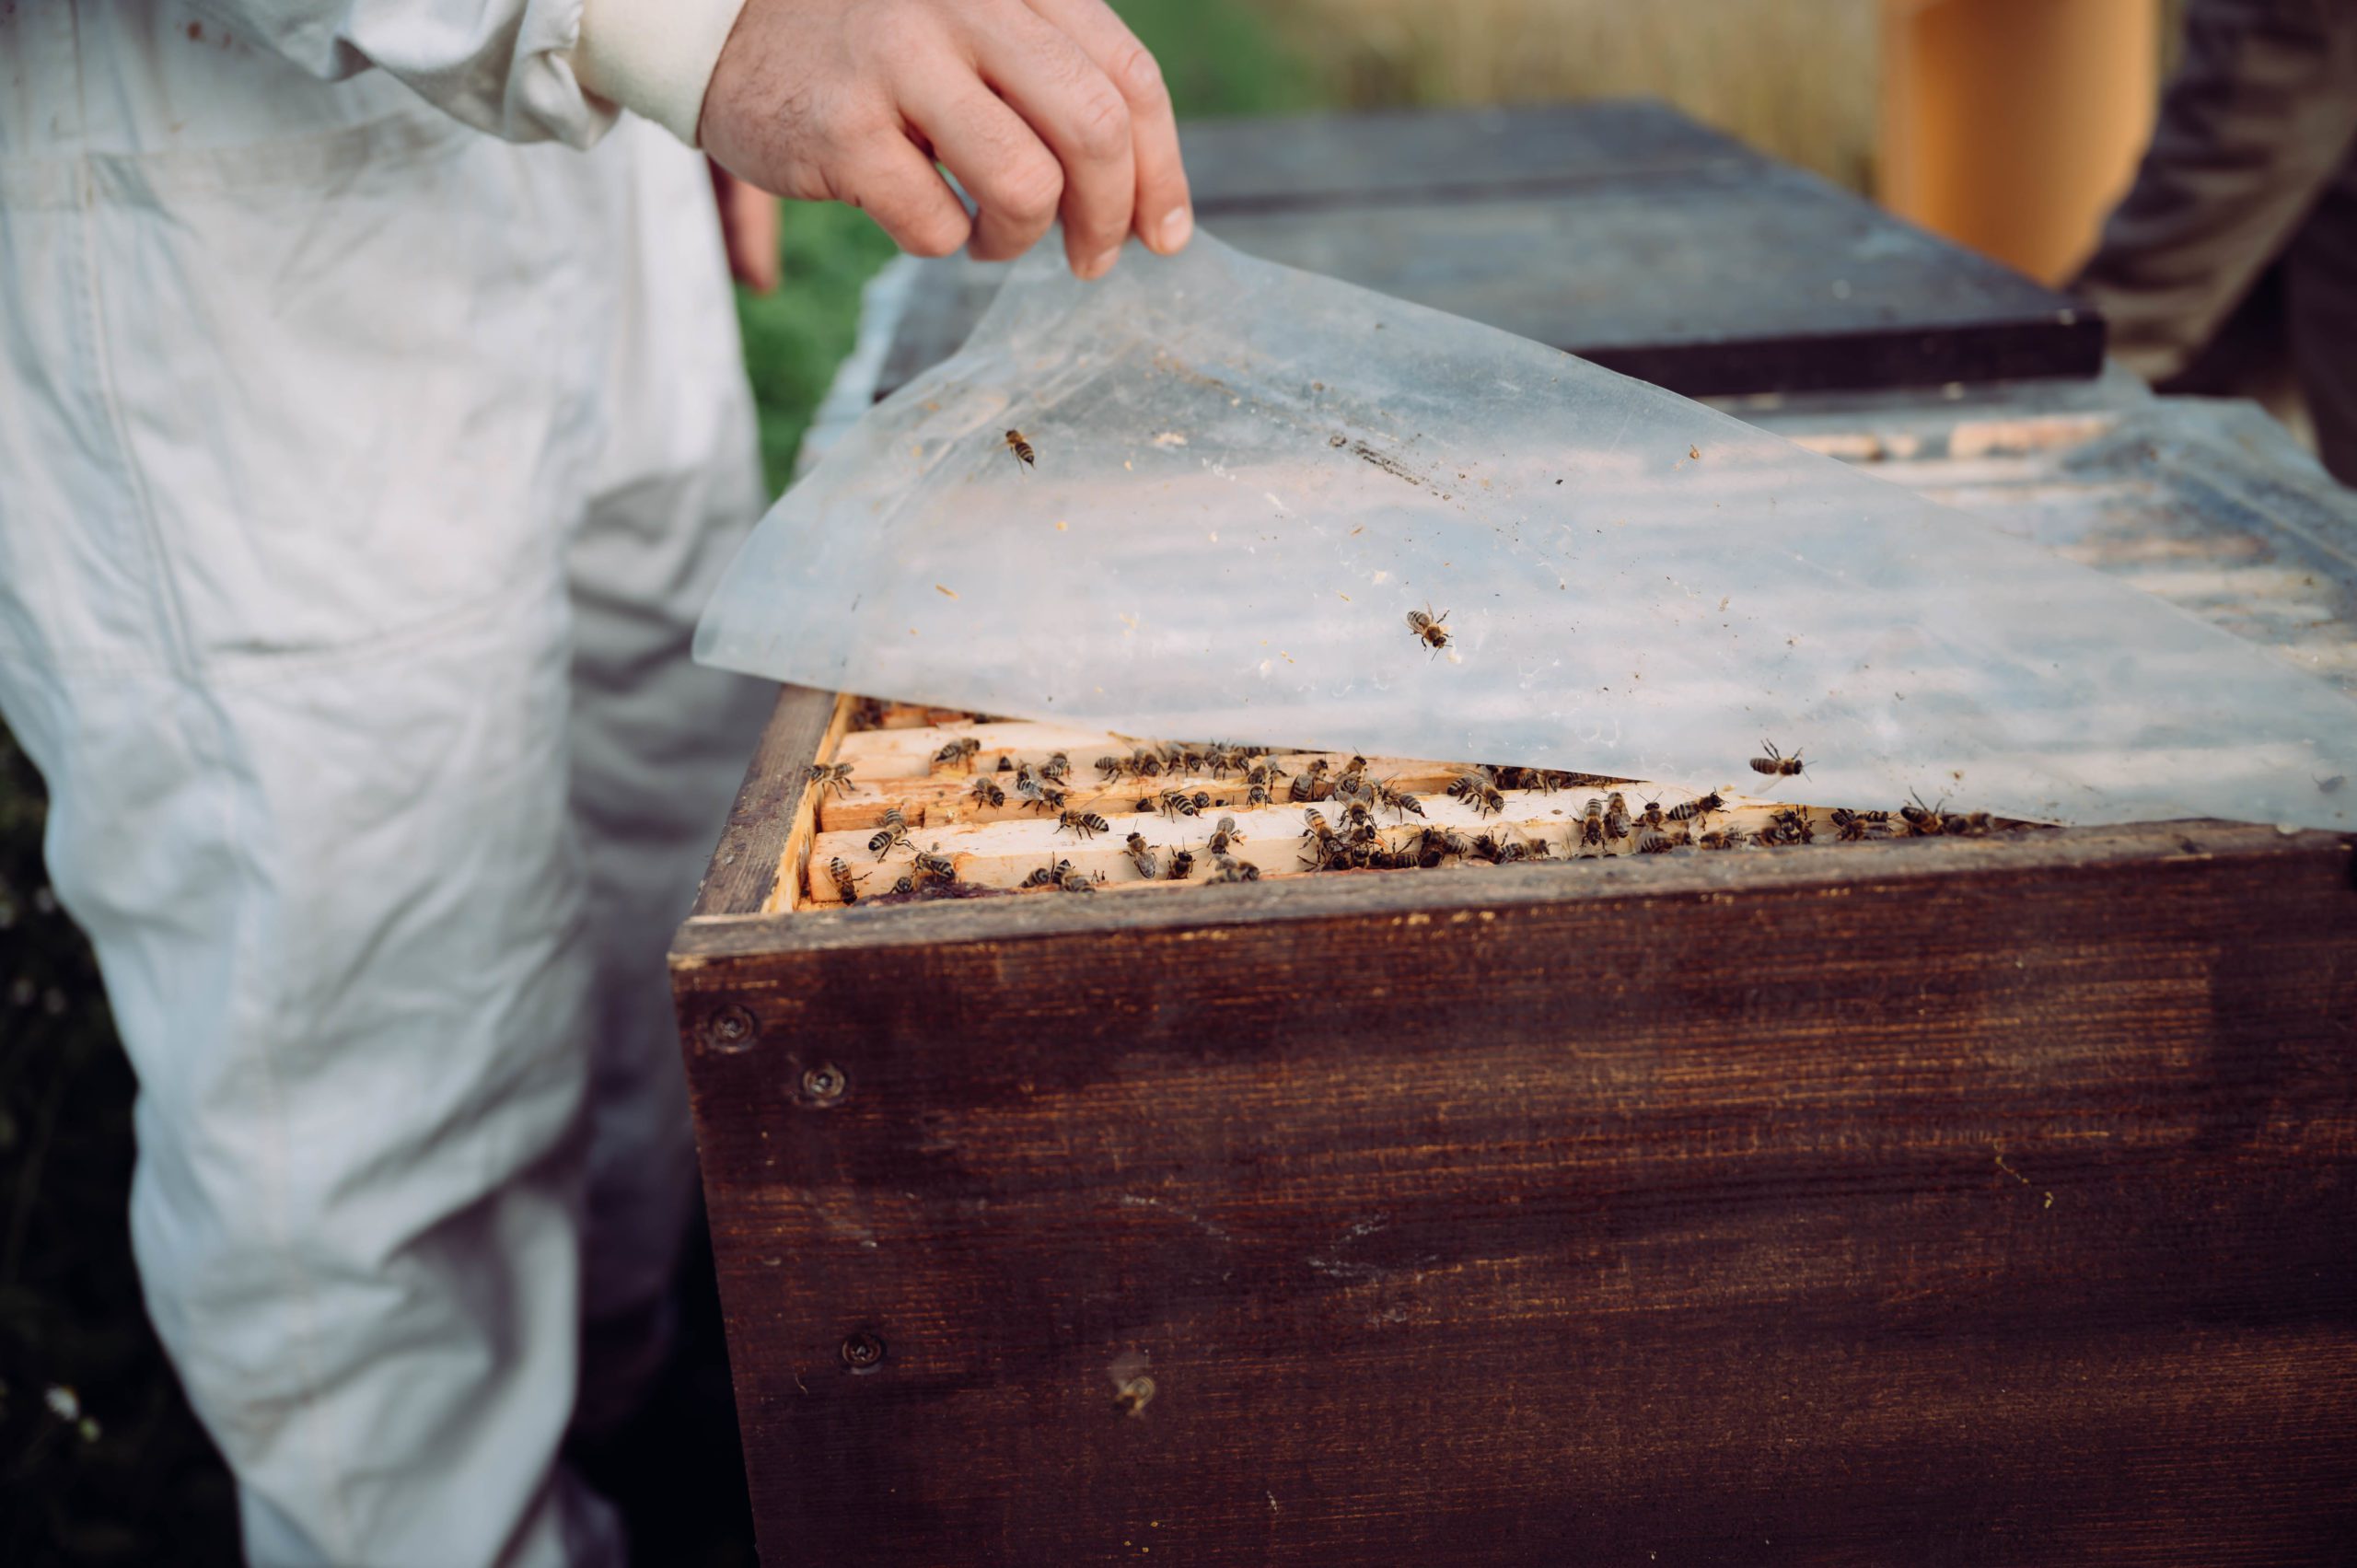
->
[709,161,783,293]
[698,0,1193,279]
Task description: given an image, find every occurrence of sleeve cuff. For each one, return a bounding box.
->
[573,0,752,147]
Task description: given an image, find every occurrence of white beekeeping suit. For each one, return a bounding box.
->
[0,1,773,1562]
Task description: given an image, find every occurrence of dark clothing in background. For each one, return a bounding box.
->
[2073,0,2357,482]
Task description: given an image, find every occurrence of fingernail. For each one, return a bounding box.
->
[1156,205,1193,252]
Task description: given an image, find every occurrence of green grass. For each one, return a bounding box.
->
[0,6,1317,1561]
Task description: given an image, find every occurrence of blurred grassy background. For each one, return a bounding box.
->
[0,1,2173,1561]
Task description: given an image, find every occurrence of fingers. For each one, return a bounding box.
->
[840,134,974,260]
[971,7,1135,276]
[711,165,784,292]
[901,55,1067,264]
[1020,0,1192,254]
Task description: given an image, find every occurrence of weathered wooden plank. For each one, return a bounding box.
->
[688,684,842,919]
[673,820,2357,1564]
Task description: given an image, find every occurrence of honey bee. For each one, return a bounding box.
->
[1944,809,1993,837]
[1155,787,1207,820]
[1338,800,1376,835]
[1415,825,1472,865]
[1019,857,1072,890]
[1749,739,1805,777]
[1406,604,1451,654]
[825,856,864,903]
[1205,815,1247,855]
[1603,791,1631,842]
[1122,831,1159,880]
[1039,751,1073,784]
[1372,778,1424,819]
[1004,428,1036,470]
[1095,754,1126,783]
[805,761,856,800]
[931,737,981,773]
[1130,747,1164,778]
[966,777,1006,809]
[1055,808,1110,840]
[1057,865,1102,893]
[867,806,911,860]
[1697,828,1745,852]
[1244,779,1273,808]
[1666,790,1724,823]
[1829,807,1889,842]
[1165,847,1197,880]
[911,844,958,883]
[1290,758,1331,803]
[1759,807,1816,846]
[1446,769,1504,818]
[1637,798,1666,834]
[1899,791,1948,836]
[1248,759,1290,785]
[888,875,917,895]
[1634,826,1678,854]
[1206,854,1261,885]
[1575,798,1608,855]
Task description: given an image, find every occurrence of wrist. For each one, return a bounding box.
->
[573,0,753,147]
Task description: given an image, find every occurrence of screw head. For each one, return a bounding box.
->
[840,1330,885,1372]
[703,1004,758,1053]
[801,1063,848,1104]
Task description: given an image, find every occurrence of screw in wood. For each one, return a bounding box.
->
[801,1063,848,1104]
[840,1330,886,1372]
[703,1004,758,1053]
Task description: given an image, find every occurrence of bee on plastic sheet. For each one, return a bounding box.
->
[1166,846,1198,881]
[1574,798,1608,856]
[1019,857,1072,890]
[1447,769,1504,818]
[1406,604,1451,655]
[825,856,865,904]
[932,737,981,773]
[967,777,1006,809]
[911,844,959,884]
[1749,739,1805,778]
[1666,791,1724,824]
[1055,809,1110,841]
[867,807,911,860]
[1004,428,1036,470]
[1122,832,1160,880]
[806,761,856,800]
[1899,791,1948,837]
[1205,816,1247,856]
[1040,751,1073,784]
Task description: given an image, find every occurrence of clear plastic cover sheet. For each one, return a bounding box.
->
[697,234,2356,830]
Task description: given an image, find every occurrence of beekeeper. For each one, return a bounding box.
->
[0,2,1191,1563]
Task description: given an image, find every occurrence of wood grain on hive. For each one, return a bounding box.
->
[875,100,2104,402]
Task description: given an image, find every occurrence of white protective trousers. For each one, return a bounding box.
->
[0,5,775,1562]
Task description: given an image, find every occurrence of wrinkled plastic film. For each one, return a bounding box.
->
[697,234,2356,830]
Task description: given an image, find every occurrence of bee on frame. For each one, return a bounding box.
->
[1749,739,1805,778]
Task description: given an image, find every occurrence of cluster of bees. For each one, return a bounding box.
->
[813,728,2012,906]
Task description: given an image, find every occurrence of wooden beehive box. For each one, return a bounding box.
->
[674,689,2356,1561]
[673,99,2357,1558]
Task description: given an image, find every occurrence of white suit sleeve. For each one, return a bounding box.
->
[192,0,751,148]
